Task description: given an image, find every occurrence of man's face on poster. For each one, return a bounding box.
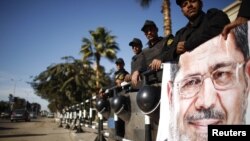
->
[168,34,249,141]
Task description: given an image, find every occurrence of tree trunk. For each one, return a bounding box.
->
[162,0,172,36]
[95,53,101,90]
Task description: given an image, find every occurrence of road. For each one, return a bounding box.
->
[0,117,78,141]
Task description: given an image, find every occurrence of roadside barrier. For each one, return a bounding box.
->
[59,69,162,141]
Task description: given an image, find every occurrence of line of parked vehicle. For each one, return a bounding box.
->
[1,109,54,122]
[10,109,31,122]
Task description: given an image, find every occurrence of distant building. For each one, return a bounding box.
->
[223,0,242,21]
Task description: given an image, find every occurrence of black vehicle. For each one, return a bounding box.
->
[10,109,31,122]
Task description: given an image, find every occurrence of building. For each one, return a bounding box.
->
[223,0,242,21]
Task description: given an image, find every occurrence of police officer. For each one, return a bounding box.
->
[124,38,144,83]
[131,20,173,140]
[129,38,143,73]
[113,58,129,138]
[114,58,129,86]
[131,20,174,86]
[172,0,230,60]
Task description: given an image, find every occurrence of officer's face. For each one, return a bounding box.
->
[144,26,158,42]
[168,34,249,141]
[181,0,202,21]
[116,63,124,70]
[132,45,142,55]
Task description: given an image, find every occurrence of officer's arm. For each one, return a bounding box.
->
[154,34,174,62]
[185,9,230,51]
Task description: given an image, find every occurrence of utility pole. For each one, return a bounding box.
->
[10,78,22,95]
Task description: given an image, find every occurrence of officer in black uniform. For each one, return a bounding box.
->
[124,38,144,83]
[130,20,174,141]
[129,38,143,74]
[131,20,174,86]
[114,58,129,86]
[171,0,230,61]
[113,58,129,138]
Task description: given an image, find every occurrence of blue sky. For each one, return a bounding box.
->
[0,0,235,111]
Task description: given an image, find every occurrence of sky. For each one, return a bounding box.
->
[0,0,235,111]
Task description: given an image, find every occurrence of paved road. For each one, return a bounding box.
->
[0,117,98,141]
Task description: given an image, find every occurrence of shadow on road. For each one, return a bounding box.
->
[0,127,17,130]
[0,133,47,138]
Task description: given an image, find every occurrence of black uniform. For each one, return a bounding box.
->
[114,68,129,82]
[238,0,250,19]
[113,68,128,138]
[171,9,230,61]
[131,52,145,74]
[137,35,174,73]
[133,35,174,84]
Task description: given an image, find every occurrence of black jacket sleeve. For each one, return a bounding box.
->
[185,8,230,51]
[238,0,250,19]
[156,34,174,62]
[132,51,147,73]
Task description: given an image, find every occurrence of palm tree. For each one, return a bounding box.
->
[80,27,119,90]
[30,56,96,112]
[162,0,172,35]
[138,0,172,36]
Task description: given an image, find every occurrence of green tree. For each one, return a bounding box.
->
[0,101,10,113]
[80,27,120,91]
[138,0,172,35]
[30,57,96,112]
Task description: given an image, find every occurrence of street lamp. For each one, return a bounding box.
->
[10,78,22,95]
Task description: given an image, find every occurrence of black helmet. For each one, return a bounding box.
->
[136,85,161,114]
[96,99,110,113]
[110,95,127,114]
[141,20,158,32]
[176,0,202,6]
[129,38,143,48]
[176,0,184,6]
[115,58,125,65]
